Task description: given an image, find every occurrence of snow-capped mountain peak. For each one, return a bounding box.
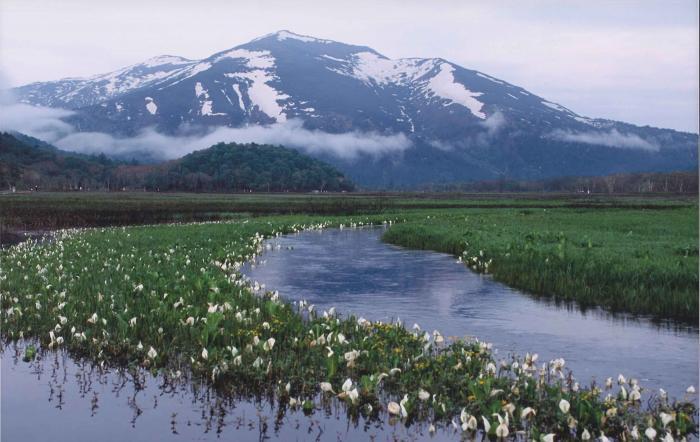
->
[8,31,696,187]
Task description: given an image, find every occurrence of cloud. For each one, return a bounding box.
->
[428,112,507,151]
[0,103,75,142]
[0,102,412,160]
[547,128,659,151]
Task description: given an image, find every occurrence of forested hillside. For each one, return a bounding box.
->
[144,143,354,192]
[0,133,354,192]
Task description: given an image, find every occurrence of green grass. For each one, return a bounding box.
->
[1,191,694,230]
[382,207,699,322]
[1,216,696,440]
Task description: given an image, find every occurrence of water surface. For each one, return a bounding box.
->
[246,227,699,397]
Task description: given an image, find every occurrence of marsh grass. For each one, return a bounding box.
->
[1,216,697,440]
[382,207,699,322]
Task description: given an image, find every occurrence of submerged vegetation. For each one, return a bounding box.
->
[1,217,697,440]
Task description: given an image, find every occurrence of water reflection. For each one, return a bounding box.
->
[1,342,452,441]
[245,227,699,397]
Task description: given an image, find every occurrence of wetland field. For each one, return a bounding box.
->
[0,192,698,441]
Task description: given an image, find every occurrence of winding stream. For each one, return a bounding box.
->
[245,227,699,397]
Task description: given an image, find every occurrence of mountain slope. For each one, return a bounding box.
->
[10,30,697,187]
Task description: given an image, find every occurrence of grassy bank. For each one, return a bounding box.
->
[382,206,699,322]
[1,218,696,440]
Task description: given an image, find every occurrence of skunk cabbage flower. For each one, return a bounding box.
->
[521,407,536,420]
[147,346,157,359]
[659,412,673,427]
[348,388,359,404]
[644,427,657,440]
[482,416,491,433]
[387,401,401,415]
[558,399,570,414]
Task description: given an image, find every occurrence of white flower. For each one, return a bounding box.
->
[661,432,674,442]
[320,382,334,393]
[325,346,334,357]
[521,407,536,419]
[581,429,591,440]
[147,346,157,359]
[348,388,359,404]
[418,389,430,401]
[629,389,641,402]
[129,317,137,327]
[87,313,98,324]
[466,415,477,431]
[399,394,409,418]
[201,348,208,360]
[481,416,491,433]
[542,434,555,442]
[387,402,401,415]
[659,412,673,427]
[495,421,509,438]
[631,426,640,440]
[687,385,696,394]
[559,399,571,414]
[644,427,657,440]
[558,399,570,414]
[341,378,353,392]
[263,337,275,351]
[485,362,497,375]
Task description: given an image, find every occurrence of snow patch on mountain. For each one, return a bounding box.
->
[231,84,246,112]
[194,82,225,116]
[275,30,333,44]
[425,64,485,119]
[476,72,504,85]
[144,97,157,115]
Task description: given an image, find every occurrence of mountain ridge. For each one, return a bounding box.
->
[8,30,697,187]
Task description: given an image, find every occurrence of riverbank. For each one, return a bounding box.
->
[1,218,697,440]
[382,206,699,323]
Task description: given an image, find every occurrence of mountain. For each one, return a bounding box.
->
[10,30,698,187]
[0,132,353,192]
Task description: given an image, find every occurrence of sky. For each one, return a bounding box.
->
[0,0,698,132]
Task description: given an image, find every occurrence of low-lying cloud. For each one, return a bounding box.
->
[547,128,659,151]
[0,102,412,160]
[428,111,507,151]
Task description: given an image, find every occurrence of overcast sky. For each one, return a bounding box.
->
[1,0,697,132]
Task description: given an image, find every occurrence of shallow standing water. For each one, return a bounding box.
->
[245,227,699,397]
